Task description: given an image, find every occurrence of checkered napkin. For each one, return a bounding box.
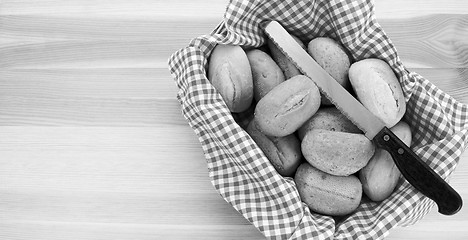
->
[168,0,468,239]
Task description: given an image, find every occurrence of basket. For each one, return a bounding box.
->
[168,0,468,239]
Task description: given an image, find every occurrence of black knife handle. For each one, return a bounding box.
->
[373,127,462,215]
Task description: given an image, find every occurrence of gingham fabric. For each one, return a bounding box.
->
[167,0,468,239]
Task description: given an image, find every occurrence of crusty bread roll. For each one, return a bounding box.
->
[295,162,362,216]
[246,120,302,177]
[297,107,361,140]
[360,121,412,201]
[308,37,351,106]
[254,75,321,137]
[348,58,406,127]
[301,129,375,176]
[268,34,305,79]
[208,44,253,113]
[246,49,285,102]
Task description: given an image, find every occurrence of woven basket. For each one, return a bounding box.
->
[168,0,468,239]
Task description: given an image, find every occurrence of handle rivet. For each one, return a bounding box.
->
[383,135,390,141]
[398,148,404,154]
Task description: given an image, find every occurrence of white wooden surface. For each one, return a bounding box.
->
[1,0,467,239]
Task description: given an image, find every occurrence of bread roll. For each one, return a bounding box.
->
[360,121,412,201]
[295,162,362,216]
[348,58,406,127]
[246,120,302,177]
[307,37,351,106]
[246,49,285,102]
[268,34,305,79]
[297,107,361,140]
[208,44,253,112]
[254,75,321,137]
[301,129,374,176]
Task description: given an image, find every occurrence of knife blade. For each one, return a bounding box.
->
[263,20,462,215]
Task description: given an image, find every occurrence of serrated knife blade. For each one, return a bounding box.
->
[263,20,462,215]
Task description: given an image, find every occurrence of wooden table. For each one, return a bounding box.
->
[1,1,467,239]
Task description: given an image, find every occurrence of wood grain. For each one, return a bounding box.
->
[381,14,468,68]
[1,0,468,239]
[374,0,468,19]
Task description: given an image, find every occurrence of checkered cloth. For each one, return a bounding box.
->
[168,0,468,239]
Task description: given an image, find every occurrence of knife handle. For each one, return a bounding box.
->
[373,127,463,215]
